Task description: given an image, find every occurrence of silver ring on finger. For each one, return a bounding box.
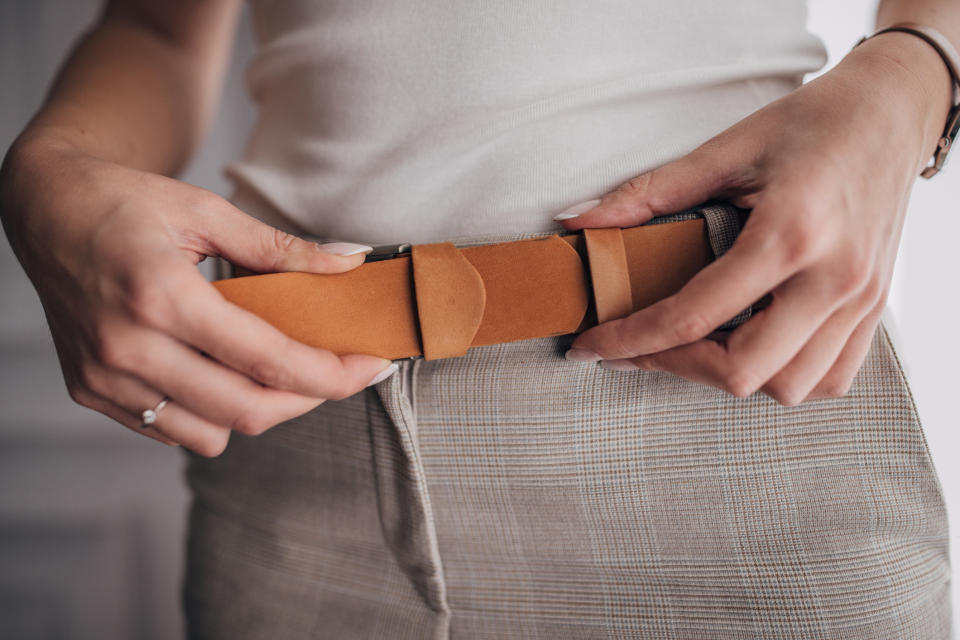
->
[141,396,170,428]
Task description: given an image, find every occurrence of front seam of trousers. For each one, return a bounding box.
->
[371,364,451,638]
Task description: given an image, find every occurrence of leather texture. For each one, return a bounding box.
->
[411,242,486,360]
[212,214,741,360]
[583,228,633,324]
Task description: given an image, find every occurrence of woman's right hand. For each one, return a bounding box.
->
[0,138,395,456]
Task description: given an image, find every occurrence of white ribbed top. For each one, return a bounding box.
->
[226,0,827,244]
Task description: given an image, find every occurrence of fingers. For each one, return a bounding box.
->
[196,195,372,274]
[74,322,380,457]
[74,362,233,456]
[569,222,792,360]
[110,329,329,436]
[555,135,747,230]
[699,269,859,395]
[568,177,873,364]
[168,280,395,398]
[761,294,885,405]
[804,302,885,401]
[119,267,395,399]
[140,401,232,458]
[590,259,879,399]
[603,338,732,391]
[69,386,179,448]
[599,292,885,405]
[73,258,396,454]
[122,394,233,458]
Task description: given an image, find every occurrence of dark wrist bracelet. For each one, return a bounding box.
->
[855,22,960,178]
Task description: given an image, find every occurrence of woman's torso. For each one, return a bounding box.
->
[227,0,827,244]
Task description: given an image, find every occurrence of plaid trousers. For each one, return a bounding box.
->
[185,209,951,639]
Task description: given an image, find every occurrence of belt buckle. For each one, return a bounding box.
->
[364,242,412,262]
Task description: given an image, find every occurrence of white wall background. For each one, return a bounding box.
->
[0,1,956,637]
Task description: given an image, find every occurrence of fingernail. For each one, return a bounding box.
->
[565,348,601,362]
[365,362,398,387]
[317,242,374,256]
[553,199,601,221]
[600,359,640,372]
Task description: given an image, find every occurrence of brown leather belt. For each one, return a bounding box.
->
[212,207,757,361]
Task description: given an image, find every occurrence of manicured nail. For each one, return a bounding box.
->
[565,348,601,362]
[317,242,374,256]
[366,362,398,387]
[553,199,601,221]
[600,359,640,372]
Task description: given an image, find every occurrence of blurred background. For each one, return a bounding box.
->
[0,1,956,638]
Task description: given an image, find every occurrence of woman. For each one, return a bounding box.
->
[1,0,955,637]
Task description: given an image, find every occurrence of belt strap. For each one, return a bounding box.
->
[212,205,755,360]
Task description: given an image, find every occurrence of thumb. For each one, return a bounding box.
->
[554,139,740,230]
[204,203,372,274]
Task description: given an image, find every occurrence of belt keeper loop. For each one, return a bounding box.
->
[583,227,634,323]
[410,242,486,360]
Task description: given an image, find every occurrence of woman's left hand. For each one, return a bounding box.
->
[558,33,954,405]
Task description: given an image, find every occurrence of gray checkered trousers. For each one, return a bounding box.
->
[184,204,952,639]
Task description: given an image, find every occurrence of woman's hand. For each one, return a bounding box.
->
[0,138,394,455]
[558,33,955,405]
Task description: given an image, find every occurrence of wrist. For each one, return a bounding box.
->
[844,31,955,169]
[1,131,101,263]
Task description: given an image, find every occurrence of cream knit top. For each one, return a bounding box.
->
[225,0,827,244]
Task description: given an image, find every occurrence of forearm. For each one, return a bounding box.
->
[10,0,240,176]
